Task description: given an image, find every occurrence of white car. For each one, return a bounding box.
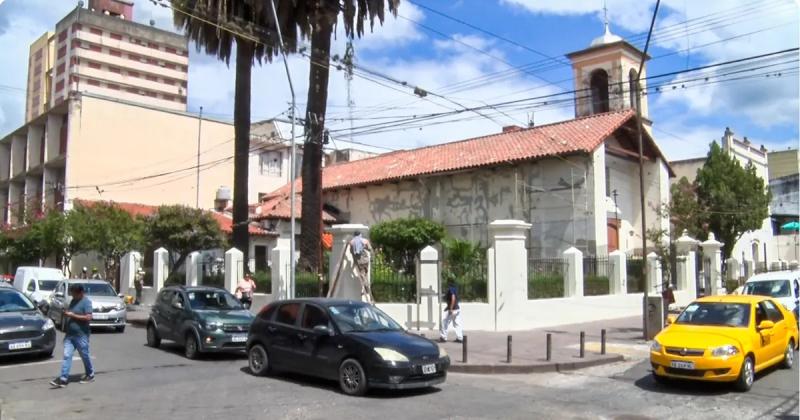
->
[12,266,65,304]
[741,271,800,320]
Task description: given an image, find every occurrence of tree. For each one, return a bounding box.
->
[667,176,703,240]
[173,0,284,272]
[370,218,445,272]
[144,205,225,273]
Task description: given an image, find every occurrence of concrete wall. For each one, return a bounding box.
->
[768,149,799,180]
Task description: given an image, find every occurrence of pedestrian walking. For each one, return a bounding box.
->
[91,267,102,280]
[439,281,463,343]
[50,284,95,388]
[134,269,144,305]
[235,274,256,309]
[80,267,89,279]
[662,282,676,322]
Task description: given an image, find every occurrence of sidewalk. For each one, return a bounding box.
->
[421,316,648,374]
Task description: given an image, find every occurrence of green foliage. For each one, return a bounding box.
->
[529,274,564,299]
[668,177,704,240]
[144,205,225,273]
[584,275,610,296]
[370,218,446,272]
[442,238,487,302]
[252,270,271,294]
[646,228,673,288]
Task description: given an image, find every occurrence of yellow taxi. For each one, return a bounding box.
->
[650,295,799,391]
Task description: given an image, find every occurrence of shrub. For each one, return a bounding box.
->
[371,218,446,272]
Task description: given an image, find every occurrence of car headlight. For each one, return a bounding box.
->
[438,345,448,358]
[710,345,739,357]
[650,340,662,352]
[115,303,126,311]
[42,319,55,331]
[203,321,223,331]
[374,347,409,362]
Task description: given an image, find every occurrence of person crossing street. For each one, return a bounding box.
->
[50,284,95,388]
[439,281,463,343]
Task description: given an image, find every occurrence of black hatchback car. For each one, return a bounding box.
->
[0,283,56,358]
[247,298,449,395]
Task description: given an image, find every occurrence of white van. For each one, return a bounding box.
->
[741,270,800,320]
[13,266,65,303]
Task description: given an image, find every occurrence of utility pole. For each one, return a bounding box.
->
[636,0,661,340]
[343,40,355,143]
[269,0,297,297]
[196,106,203,208]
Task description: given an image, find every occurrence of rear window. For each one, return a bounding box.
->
[0,289,36,312]
[37,280,60,291]
[743,280,791,298]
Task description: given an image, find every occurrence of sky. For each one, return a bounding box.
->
[0,0,797,161]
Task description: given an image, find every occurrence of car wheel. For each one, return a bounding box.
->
[781,341,795,369]
[184,333,200,360]
[115,326,126,333]
[248,344,271,376]
[735,356,755,392]
[339,358,368,396]
[146,324,161,348]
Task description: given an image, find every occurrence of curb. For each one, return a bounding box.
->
[447,354,625,374]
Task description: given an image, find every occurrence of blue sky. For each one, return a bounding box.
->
[0,0,797,160]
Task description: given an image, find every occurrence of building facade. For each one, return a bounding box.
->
[26,32,56,123]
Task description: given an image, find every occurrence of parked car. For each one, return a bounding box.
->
[247,298,450,396]
[0,283,56,358]
[145,286,254,359]
[741,271,800,321]
[47,279,127,333]
[651,295,799,391]
[13,266,64,304]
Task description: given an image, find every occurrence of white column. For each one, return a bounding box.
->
[563,247,583,298]
[686,250,698,293]
[416,245,439,330]
[120,251,140,296]
[674,230,699,292]
[225,248,243,294]
[186,251,200,287]
[647,252,662,293]
[609,250,626,295]
[271,246,291,299]
[489,220,531,330]
[153,247,169,293]
[700,233,724,295]
[726,258,740,282]
[327,224,369,301]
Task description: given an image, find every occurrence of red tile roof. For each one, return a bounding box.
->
[254,194,338,222]
[75,200,274,237]
[265,110,641,198]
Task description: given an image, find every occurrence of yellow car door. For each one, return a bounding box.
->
[762,299,789,359]
[752,302,776,368]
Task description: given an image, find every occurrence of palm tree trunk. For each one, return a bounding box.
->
[232,40,253,270]
[298,19,334,274]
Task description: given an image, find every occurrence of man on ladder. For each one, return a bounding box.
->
[349,231,374,303]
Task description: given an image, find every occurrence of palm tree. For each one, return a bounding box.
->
[172,0,283,268]
[250,0,400,274]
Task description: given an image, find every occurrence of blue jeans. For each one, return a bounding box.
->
[60,335,94,380]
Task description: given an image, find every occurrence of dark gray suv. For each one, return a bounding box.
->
[0,283,56,358]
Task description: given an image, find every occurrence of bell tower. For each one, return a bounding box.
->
[566,8,650,119]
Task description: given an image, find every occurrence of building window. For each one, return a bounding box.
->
[34,50,43,60]
[109,66,120,74]
[628,69,638,110]
[88,62,101,69]
[110,33,122,41]
[56,63,65,75]
[260,151,283,176]
[128,71,140,78]
[146,74,157,82]
[57,46,67,59]
[87,79,100,86]
[164,62,175,70]
[107,84,119,90]
[163,94,174,101]
[144,91,157,98]
[90,28,102,36]
[590,69,610,114]
[163,79,174,86]
[110,49,121,57]
[55,80,64,91]
[148,42,159,49]
[126,87,138,94]
[89,44,101,52]
[58,31,68,42]
[71,23,82,33]
[129,53,139,62]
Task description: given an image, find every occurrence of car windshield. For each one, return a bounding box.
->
[82,283,117,296]
[329,304,403,333]
[0,289,36,312]
[37,280,60,291]
[187,290,242,310]
[676,302,750,327]
[742,280,791,298]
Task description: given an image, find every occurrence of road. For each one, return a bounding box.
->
[0,326,797,420]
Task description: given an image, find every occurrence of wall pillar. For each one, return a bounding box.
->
[327,224,370,301]
[489,220,531,330]
[225,248,243,294]
[186,251,200,287]
[563,247,583,298]
[726,258,740,283]
[120,251,141,297]
[609,250,626,295]
[647,252,662,293]
[700,233,724,295]
[416,245,439,331]
[153,247,169,293]
[270,246,291,299]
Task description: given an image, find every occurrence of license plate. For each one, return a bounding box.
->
[421,364,436,375]
[231,334,247,343]
[93,313,108,320]
[9,341,32,351]
[670,360,695,370]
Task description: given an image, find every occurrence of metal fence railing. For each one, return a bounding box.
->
[295,270,322,298]
[626,257,645,293]
[442,258,488,303]
[371,263,416,303]
[528,258,566,299]
[583,256,610,296]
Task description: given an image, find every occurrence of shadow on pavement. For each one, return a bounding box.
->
[145,342,246,361]
[633,366,781,396]
[0,352,53,366]
[238,366,443,399]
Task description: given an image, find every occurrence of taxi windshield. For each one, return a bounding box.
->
[676,302,750,328]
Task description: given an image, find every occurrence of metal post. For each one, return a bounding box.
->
[269,0,296,297]
[507,335,512,363]
[601,329,607,355]
[579,331,585,358]
[462,335,468,363]
[195,106,202,208]
[546,333,552,361]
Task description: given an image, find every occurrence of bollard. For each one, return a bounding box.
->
[462,335,468,364]
[579,331,585,358]
[507,335,512,363]
[601,329,607,355]
[546,333,552,361]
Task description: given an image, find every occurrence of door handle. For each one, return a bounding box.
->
[297,333,307,340]
[267,326,277,333]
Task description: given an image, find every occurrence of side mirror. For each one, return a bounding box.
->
[313,325,333,336]
[118,294,124,298]
[37,301,48,313]
[757,320,775,331]
[54,292,64,298]
[665,315,676,325]
[172,301,183,310]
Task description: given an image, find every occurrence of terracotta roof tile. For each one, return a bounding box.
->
[254,195,337,222]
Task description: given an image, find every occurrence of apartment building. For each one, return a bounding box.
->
[26,32,55,122]
[47,0,188,112]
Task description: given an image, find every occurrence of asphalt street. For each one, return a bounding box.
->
[0,326,797,420]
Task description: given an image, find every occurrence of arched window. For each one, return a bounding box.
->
[628,69,639,110]
[590,69,610,114]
